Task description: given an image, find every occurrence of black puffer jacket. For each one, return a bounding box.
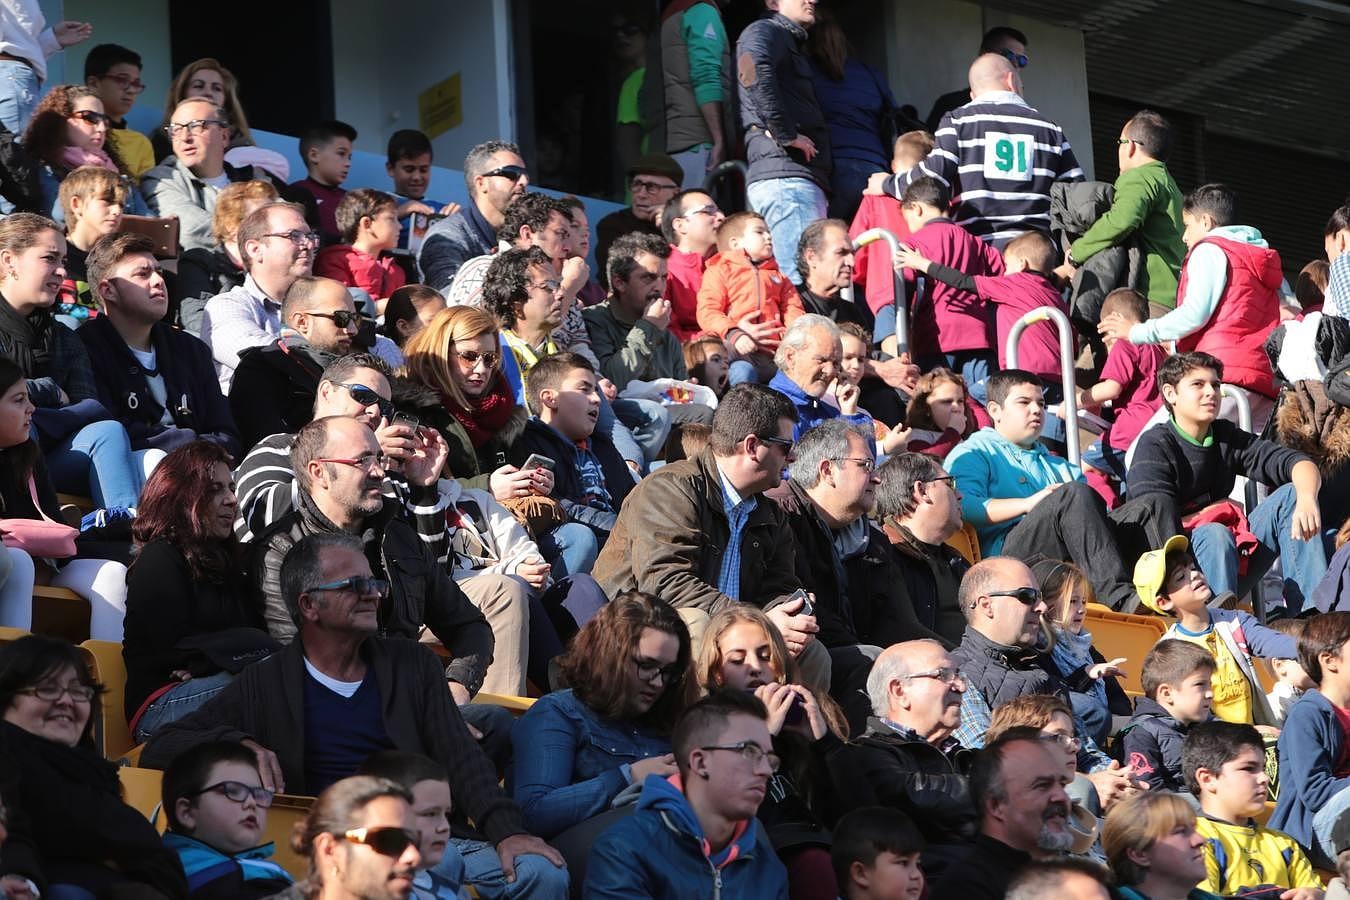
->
[736,12,831,190]
[227,336,333,451]
[949,626,1057,710]
[825,717,976,844]
[1118,695,1191,793]
[1051,180,1142,326]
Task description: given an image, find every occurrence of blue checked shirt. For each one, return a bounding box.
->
[715,463,756,601]
[953,669,1114,771]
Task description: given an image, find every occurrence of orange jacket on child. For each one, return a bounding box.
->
[695,249,805,340]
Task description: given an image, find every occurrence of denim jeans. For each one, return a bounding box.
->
[1313,782,1350,866]
[1189,482,1329,614]
[1080,438,1128,482]
[0,60,39,134]
[596,394,643,470]
[448,837,569,899]
[828,157,881,222]
[536,522,598,578]
[133,670,234,744]
[746,176,827,284]
[916,350,995,406]
[46,420,147,509]
[609,397,669,469]
[727,360,759,387]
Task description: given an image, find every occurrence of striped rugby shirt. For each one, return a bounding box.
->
[888,90,1084,243]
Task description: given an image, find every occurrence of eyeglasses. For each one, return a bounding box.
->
[998,48,1029,68]
[631,178,677,194]
[309,576,391,599]
[314,453,390,473]
[342,826,420,858]
[679,203,721,219]
[528,279,562,293]
[986,587,1043,605]
[18,681,96,702]
[70,110,111,127]
[898,666,964,686]
[264,229,320,247]
[832,456,876,472]
[923,475,956,487]
[758,435,794,450]
[333,382,394,418]
[1116,138,1137,147]
[305,309,361,329]
[186,780,276,808]
[699,741,781,773]
[1041,732,1081,751]
[483,165,528,182]
[99,72,146,92]
[163,118,227,137]
[614,23,643,37]
[633,656,682,685]
[455,349,501,368]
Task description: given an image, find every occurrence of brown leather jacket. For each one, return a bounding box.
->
[594,449,800,613]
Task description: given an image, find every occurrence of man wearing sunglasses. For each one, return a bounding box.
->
[201,200,316,391]
[418,139,529,291]
[924,27,1029,131]
[145,534,567,897]
[228,275,363,448]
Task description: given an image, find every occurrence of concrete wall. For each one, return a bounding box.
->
[882,0,1095,179]
[62,0,173,133]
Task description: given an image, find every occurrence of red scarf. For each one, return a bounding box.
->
[444,378,516,448]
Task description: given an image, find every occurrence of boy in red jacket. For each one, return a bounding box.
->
[696,211,805,385]
[313,188,407,315]
[850,130,933,355]
[893,177,1004,403]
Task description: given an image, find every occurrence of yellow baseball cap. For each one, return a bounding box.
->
[1132,534,1190,614]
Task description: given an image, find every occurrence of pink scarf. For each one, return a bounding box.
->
[59,144,119,174]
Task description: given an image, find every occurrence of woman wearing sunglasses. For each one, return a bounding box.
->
[510,592,693,857]
[122,441,277,744]
[22,85,148,224]
[0,634,189,899]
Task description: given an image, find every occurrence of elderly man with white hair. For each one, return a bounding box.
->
[767,313,872,441]
[824,638,978,875]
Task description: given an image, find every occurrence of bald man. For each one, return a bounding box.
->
[824,638,977,875]
[872,52,1083,246]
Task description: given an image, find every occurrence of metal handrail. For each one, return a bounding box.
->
[1220,384,1265,622]
[701,160,749,211]
[852,228,908,356]
[1005,305,1080,466]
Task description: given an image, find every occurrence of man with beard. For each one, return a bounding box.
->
[825,639,977,880]
[930,727,1075,900]
[228,275,360,448]
[583,231,713,428]
[777,422,945,723]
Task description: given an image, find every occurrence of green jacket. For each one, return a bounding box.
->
[1069,160,1185,309]
[582,301,688,386]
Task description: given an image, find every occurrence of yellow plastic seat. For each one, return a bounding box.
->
[31,585,90,644]
[944,522,982,566]
[1084,608,1169,697]
[79,639,136,761]
[118,765,165,826]
[475,691,536,714]
[0,625,29,643]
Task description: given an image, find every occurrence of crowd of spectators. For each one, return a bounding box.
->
[2,2,1350,899]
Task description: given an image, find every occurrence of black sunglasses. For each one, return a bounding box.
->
[306,309,361,329]
[987,587,1042,605]
[309,576,391,598]
[334,382,394,418]
[483,165,528,182]
[998,48,1029,68]
[343,826,419,857]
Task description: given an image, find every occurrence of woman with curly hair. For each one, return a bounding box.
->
[122,440,274,743]
[22,85,148,222]
[510,592,693,840]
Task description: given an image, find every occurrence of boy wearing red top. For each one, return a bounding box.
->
[288,120,356,245]
[893,177,1004,403]
[313,188,408,313]
[661,189,725,341]
[696,211,805,385]
[1065,288,1166,496]
[849,130,933,355]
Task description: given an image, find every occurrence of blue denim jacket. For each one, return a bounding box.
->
[509,688,671,838]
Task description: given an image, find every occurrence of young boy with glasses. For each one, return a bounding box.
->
[161,740,295,900]
[83,43,154,179]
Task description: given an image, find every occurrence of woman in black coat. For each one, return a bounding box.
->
[0,634,188,899]
[122,440,273,743]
